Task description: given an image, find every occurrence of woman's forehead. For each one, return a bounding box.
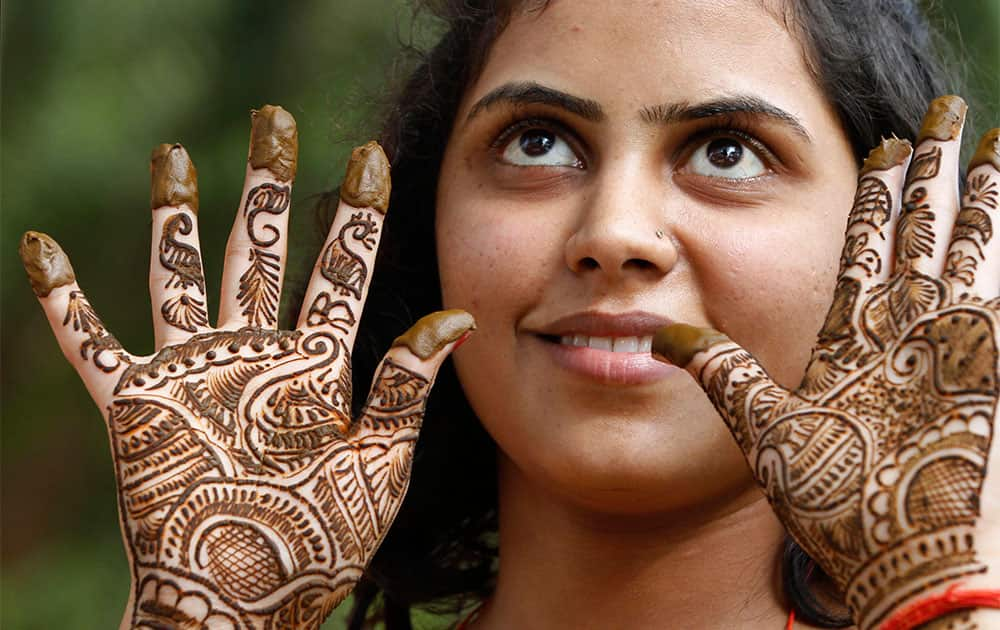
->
[463,0,820,125]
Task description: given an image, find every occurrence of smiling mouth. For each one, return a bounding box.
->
[547,334,654,353]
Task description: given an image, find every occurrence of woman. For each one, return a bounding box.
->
[17,0,1000,628]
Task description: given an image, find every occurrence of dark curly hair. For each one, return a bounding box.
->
[292,1,960,627]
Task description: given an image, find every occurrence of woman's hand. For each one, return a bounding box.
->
[653,96,1000,629]
[18,106,474,629]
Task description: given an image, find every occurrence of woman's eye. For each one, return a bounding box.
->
[687,137,767,179]
[500,128,581,167]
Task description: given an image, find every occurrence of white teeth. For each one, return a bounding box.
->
[558,335,651,353]
[639,335,653,353]
[612,337,638,352]
[589,336,613,351]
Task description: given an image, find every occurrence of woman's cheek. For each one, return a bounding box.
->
[438,203,558,322]
[693,214,844,389]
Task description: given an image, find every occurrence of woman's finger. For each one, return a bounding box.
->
[19,231,133,406]
[652,324,793,457]
[943,129,1000,298]
[217,105,298,330]
[297,141,390,351]
[894,95,967,277]
[835,138,912,290]
[355,310,475,438]
[148,144,210,349]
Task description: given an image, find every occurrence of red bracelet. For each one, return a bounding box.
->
[880,583,1000,630]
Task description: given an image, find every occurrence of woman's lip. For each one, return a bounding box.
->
[535,310,673,337]
[537,335,680,385]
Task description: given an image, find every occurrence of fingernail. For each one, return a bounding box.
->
[651,323,729,368]
[392,310,476,359]
[19,231,76,297]
[249,105,298,182]
[916,95,967,143]
[860,137,912,174]
[968,128,1000,171]
[150,143,199,213]
[340,141,391,213]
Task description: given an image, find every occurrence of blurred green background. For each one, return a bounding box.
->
[1,1,997,628]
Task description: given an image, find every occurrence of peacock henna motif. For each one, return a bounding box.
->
[318,212,378,301]
[159,213,205,293]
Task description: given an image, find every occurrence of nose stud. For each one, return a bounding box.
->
[655,229,664,239]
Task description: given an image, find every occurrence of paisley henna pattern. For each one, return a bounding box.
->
[87,317,432,628]
[236,184,289,327]
[695,142,1000,628]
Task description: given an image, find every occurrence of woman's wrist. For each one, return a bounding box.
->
[875,578,1000,630]
[915,608,1000,629]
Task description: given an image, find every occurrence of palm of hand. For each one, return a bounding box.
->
[20,108,472,629]
[658,101,1000,628]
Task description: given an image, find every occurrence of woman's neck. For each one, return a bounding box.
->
[473,455,800,629]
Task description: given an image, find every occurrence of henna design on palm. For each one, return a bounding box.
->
[20,115,474,629]
[654,104,1000,629]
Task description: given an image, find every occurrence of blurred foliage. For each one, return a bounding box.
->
[0,1,996,629]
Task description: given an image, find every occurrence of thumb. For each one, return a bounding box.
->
[652,323,792,455]
[356,309,475,434]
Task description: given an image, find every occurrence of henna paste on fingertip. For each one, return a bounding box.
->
[651,323,729,367]
[861,137,912,175]
[249,105,298,182]
[916,95,967,143]
[392,310,476,359]
[968,128,1000,172]
[340,141,390,213]
[19,231,75,297]
[150,144,199,213]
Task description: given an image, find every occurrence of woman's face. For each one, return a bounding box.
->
[436,0,859,513]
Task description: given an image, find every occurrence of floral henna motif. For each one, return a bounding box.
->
[64,290,131,372]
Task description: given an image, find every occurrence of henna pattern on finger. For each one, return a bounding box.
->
[161,294,210,333]
[236,184,290,328]
[63,290,130,372]
[158,212,209,332]
[159,213,205,293]
[897,187,937,265]
[319,212,378,301]
[305,292,356,333]
[945,174,997,287]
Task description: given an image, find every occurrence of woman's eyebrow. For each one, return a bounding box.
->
[639,95,813,142]
[465,81,605,123]
[464,84,811,144]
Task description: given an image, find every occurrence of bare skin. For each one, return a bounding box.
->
[20,109,473,629]
[435,1,999,628]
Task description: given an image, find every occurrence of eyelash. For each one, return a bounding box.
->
[489,115,585,160]
[488,113,778,172]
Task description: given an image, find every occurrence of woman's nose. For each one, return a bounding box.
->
[564,172,677,283]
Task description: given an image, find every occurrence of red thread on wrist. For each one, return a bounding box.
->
[880,583,1000,630]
